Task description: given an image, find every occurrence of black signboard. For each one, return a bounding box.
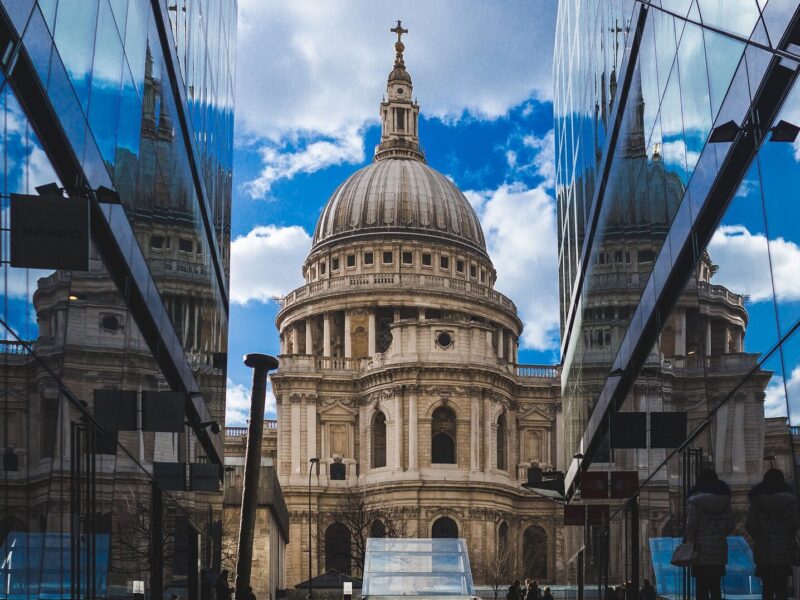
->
[10,194,89,270]
[650,412,688,448]
[142,391,185,433]
[190,463,221,491]
[154,462,187,491]
[610,412,647,449]
[93,389,138,432]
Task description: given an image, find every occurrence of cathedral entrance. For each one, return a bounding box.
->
[431,517,458,538]
[522,525,548,579]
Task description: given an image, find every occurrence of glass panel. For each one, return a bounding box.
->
[696,0,761,38]
[52,0,99,113]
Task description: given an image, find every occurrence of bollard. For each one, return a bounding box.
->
[235,353,279,600]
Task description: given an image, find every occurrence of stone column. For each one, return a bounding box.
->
[306,319,313,355]
[705,319,712,356]
[291,398,301,474]
[497,328,505,359]
[470,394,480,471]
[294,322,304,354]
[307,398,317,463]
[483,394,493,472]
[395,391,404,470]
[323,313,331,357]
[344,311,352,358]
[408,390,418,471]
[279,332,286,355]
[555,405,564,472]
[732,396,746,472]
[674,310,686,356]
[368,311,376,355]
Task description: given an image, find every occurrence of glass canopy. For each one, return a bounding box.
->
[362,538,475,598]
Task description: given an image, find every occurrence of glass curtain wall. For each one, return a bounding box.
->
[556,1,800,598]
[1,0,236,597]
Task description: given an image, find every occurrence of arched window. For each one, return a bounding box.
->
[0,516,26,542]
[431,516,458,539]
[522,525,548,579]
[371,520,387,538]
[325,522,352,575]
[497,414,507,470]
[498,521,509,557]
[372,411,387,468]
[431,406,456,464]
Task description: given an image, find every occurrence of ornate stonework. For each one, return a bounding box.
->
[269,24,564,586]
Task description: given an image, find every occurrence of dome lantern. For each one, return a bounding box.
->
[376,21,425,163]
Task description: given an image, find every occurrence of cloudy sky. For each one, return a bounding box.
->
[224,1,800,425]
[225,1,560,423]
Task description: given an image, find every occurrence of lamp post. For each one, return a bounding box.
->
[308,457,319,600]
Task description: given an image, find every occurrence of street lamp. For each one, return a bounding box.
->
[308,457,320,600]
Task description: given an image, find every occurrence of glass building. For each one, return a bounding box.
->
[555,0,800,597]
[0,1,236,598]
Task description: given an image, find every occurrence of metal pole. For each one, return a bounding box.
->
[236,353,279,600]
[630,496,640,600]
[151,482,164,600]
[308,458,319,600]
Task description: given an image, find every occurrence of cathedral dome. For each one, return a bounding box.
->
[311,22,487,257]
[311,158,487,255]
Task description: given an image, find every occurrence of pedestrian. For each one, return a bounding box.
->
[215,569,232,600]
[746,468,799,600]
[542,587,554,600]
[641,579,656,600]
[528,579,541,600]
[685,468,735,600]
[507,579,523,600]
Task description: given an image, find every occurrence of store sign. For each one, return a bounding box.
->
[10,194,89,270]
[650,412,688,448]
[93,390,138,432]
[610,471,639,498]
[610,412,647,448]
[563,505,586,526]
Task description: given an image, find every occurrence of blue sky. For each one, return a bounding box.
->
[224,1,560,422]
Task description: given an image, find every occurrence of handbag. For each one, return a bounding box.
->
[670,542,697,567]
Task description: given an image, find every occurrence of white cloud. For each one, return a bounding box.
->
[243,127,364,198]
[522,129,555,187]
[236,0,556,195]
[708,225,800,303]
[229,225,311,304]
[764,365,800,419]
[659,139,700,173]
[468,183,559,351]
[226,377,277,426]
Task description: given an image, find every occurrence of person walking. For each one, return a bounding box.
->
[508,579,523,600]
[640,579,657,600]
[684,469,735,600]
[746,468,799,600]
[542,587,554,600]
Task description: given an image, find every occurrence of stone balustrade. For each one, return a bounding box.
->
[225,420,278,438]
[515,364,560,378]
[279,273,516,312]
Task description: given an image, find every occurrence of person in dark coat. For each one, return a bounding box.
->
[542,587,554,600]
[508,580,522,600]
[215,570,232,600]
[684,469,735,600]
[745,468,799,600]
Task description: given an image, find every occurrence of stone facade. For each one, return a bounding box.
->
[270,27,564,588]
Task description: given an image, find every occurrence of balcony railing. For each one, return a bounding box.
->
[0,340,32,355]
[225,420,277,438]
[697,281,745,308]
[279,273,516,312]
[515,364,560,378]
[662,352,757,371]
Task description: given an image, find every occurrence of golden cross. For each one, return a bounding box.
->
[391,20,408,43]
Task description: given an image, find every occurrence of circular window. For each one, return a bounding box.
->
[101,315,120,332]
[437,331,453,348]
[397,87,404,94]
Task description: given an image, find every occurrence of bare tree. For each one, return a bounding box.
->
[323,486,407,577]
[473,542,515,600]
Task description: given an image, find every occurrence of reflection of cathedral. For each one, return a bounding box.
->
[0,39,227,595]
[567,62,787,584]
[269,27,564,586]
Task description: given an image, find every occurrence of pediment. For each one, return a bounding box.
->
[319,401,357,420]
[518,407,554,423]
